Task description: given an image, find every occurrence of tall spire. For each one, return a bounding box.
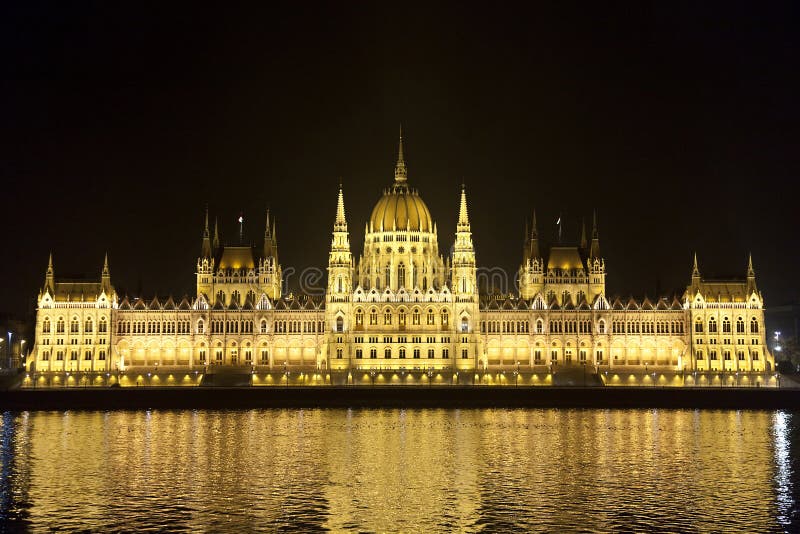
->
[44,252,54,291]
[692,252,700,278]
[747,253,755,277]
[201,207,212,257]
[264,208,271,238]
[394,125,407,183]
[335,183,347,227]
[529,210,540,259]
[580,218,587,250]
[102,252,109,277]
[589,210,601,259]
[213,217,220,251]
[457,184,470,228]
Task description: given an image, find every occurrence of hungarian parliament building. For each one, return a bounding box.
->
[30,135,774,379]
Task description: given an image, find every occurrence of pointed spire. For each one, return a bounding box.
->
[264,208,271,237]
[531,210,538,239]
[47,252,53,274]
[457,184,470,228]
[394,125,407,183]
[335,183,347,226]
[692,252,700,278]
[580,218,587,250]
[201,208,212,257]
[747,253,755,277]
[213,217,220,251]
[589,210,601,259]
[102,252,109,276]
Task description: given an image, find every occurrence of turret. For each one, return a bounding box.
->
[519,210,543,299]
[258,209,281,299]
[44,252,54,293]
[587,210,605,298]
[326,184,353,367]
[452,185,477,298]
[101,253,111,292]
[746,253,757,294]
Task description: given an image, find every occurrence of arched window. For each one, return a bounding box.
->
[750,317,759,333]
[722,317,731,333]
[383,309,392,325]
[57,317,65,333]
[216,290,225,305]
[370,308,378,325]
[427,309,435,325]
[562,291,570,305]
[398,263,406,288]
[260,319,268,334]
[85,317,93,333]
[399,309,406,326]
[384,347,392,359]
[197,319,205,334]
[231,290,241,306]
[99,317,107,333]
[355,309,364,325]
[43,318,51,333]
[598,320,605,334]
[385,264,391,288]
[336,316,344,333]
[461,317,468,333]
[399,347,406,359]
[337,276,343,293]
[536,319,543,334]
[736,317,745,333]
[441,310,449,326]
[412,308,421,325]
[708,317,717,333]
[695,319,703,333]
[70,317,79,333]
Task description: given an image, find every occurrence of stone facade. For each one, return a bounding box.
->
[29,134,773,379]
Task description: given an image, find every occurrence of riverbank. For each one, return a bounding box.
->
[2,386,799,410]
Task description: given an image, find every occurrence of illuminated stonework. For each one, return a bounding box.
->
[29,134,774,378]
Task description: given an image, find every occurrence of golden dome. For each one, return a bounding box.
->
[370,186,433,232]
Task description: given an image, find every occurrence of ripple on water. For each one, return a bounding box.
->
[0,408,796,532]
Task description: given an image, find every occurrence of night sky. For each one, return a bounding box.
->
[2,3,798,318]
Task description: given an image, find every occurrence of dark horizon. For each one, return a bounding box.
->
[2,3,798,317]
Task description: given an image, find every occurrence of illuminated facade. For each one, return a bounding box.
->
[30,134,774,380]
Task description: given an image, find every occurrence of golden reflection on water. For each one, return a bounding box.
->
[0,409,794,532]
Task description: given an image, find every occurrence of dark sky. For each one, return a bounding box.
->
[2,2,798,317]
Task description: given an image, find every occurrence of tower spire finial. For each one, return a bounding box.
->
[747,253,755,277]
[394,125,407,183]
[457,183,470,227]
[692,252,700,278]
[335,183,347,226]
[580,218,587,250]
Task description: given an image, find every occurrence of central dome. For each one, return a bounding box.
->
[370,186,433,232]
[368,130,434,233]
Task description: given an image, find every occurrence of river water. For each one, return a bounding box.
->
[1,408,799,532]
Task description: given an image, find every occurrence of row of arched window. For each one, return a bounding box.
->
[612,321,684,334]
[42,316,107,335]
[354,307,449,327]
[695,316,758,334]
[274,320,325,334]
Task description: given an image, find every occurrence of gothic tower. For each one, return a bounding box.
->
[325,185,353,366]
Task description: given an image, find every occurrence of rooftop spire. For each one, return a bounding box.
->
[204,205,210,236]
[747,253,755,277]
[457,184,470,228]
[394,125,407,183]
[589,210,601,259]
[102,252,109,276]
[580,218,587,250]
[335,183,347,226]
[692,252,700,278]
[47,252,53,274]
[531,210,538,239]
[265,208,271,237]
[213,217,220,250]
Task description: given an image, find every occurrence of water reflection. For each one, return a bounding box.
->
[0,409,798,532]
